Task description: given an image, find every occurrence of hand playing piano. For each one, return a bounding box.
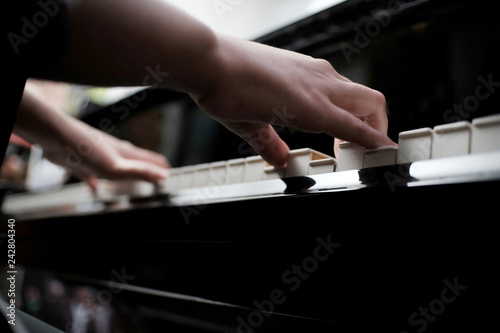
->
[191,34,396,166]
[14,84,170,191]
[20,0,396,172]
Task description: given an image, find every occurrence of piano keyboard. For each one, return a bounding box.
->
[2,114,500,217]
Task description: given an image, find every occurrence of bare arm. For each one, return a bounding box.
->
[37,0,395,167]
[14,83,169,189]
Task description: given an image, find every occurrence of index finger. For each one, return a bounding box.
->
[329,82,389,133]
[326,105,396,157]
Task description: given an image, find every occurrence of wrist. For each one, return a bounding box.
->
[189,34,293,123]
[188,34,251,111]
[182,32,231,99]
[14,87,78,159]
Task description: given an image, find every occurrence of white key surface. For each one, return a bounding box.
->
[432,121,471,159]
[397,127,433,164]
[336,142,365,171]
[471,114,500,154]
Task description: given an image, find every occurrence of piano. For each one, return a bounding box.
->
[1,0,499,332]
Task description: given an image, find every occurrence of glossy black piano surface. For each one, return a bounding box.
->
[2,174,499,332]
[1,0,499,332]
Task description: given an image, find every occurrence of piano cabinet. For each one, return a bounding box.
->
[3,178,499,332]
[1,0,500,332]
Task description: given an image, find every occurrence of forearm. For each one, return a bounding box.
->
[52,0,221,96]
[14,84,169,183]
[14,84,72,156]
[30,0,393,167]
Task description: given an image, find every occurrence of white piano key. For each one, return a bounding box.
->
[432,121,472,159]
[180,166,196,189]
[285,148,334,177]
[397,127,433,164]
[336,142,365,171]
[227,158,245,184]
[94,179,117,202]
[262,165,285,180]
[308,158,336,175]
[193,163,210,188]
[243,155,266,182]
[208,161,229,186]
[162,167,182,193]
[1,182,96,215]
[471,114,500,154]
[115,180,156,198]
[363,146,398,168]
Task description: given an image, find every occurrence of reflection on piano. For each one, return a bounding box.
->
[1,0,500,332]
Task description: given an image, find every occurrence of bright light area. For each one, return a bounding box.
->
[162,0,346,40]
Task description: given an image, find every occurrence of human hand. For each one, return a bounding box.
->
[42,0,393,167]
[14,86,169,191]
[48,121,170,191]
[191,35,395,166]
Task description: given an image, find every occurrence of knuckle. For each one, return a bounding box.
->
[371,89,387,108]
[314,58,335,73]
[118,139,134,150]
[158,155,170,167]
[315,58,331,67]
